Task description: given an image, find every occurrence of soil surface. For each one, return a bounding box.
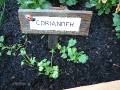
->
[0,0,120,90]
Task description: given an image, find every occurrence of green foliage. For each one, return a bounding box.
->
[59,0,78,6]
[20,48,26,56]
[0,36,22,57]
[18,0,51,9]
[0,0,5,7]
[86,0,118,15]
[86,0,120,39]
[37,59,59,79]
[20,48,59,79]
[57,38,89,63]
[113,13,120,39]
[0,35,89,79]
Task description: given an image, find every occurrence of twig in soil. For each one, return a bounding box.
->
[41,35,45,39]
[12,82,27,87]
[113,64,120,68]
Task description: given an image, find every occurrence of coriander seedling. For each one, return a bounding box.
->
[57,38,89,63]
[18,0,51,9]
[20,48,59,79]
[86,0,118,15]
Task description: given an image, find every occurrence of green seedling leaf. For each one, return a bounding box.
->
[113,13,120,26]
[59,0,77,6]
[21,61,24,66]
[78,54,88,64]
[0,52,2,56]
[30,57,36,65]
[59,0,65,4]
[0,43,3,47]
[38,66,44,71]
[6,50,12,55]
[85,2,96,8]
[66,0,77,6]
[115,26,120,32]
[20,48,26,56]
[51,71,59,79]
[57,43,61,50]
[68,38,77,47]
[61,53,67,59]
[0,36,4,42]
[50,49,55,53]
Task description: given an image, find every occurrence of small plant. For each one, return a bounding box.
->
[0,0,5,6]
[0,36,22,57]
[59,0,78,6]
[20,48,59,79]
[113,13,120,39]
[37,59,59,79]
[86,0,118,15]
[57,38,88,63]
[18,0,51,9]
[112,3,120,39]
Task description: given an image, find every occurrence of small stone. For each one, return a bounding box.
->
[11,76,15,80]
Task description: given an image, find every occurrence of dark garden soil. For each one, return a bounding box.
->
[0,0,120,90]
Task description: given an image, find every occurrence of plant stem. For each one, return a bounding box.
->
[22,54,38,70]
[50,51,54,66]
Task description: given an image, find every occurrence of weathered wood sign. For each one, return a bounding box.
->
[18,8,92,48]
[18,9,92,36]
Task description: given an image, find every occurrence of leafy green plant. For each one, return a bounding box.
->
[113,13,120,39]
[18,0,51,9]
[20,48,59,79]
[37,59,59,79]
[0,36,22,57]
[86,0,118,15]
[59,0,78,6]
[57,38,89,63]
[0,0,5,6]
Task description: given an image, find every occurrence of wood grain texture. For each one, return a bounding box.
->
[18,9,92,36]
[65,80,120,90]
[48,35,58,48]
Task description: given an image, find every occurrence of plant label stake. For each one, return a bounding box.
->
[18,8,92,48]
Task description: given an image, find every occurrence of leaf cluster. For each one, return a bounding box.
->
[59,0,78,6]
[1,36,89,79]
[86,0,120,39]
[86,0,118,15]
[0,36,22,56]
[18,0,51,9]
[0,0,5,7]
[57,39,88,63]
[113,13,120,39]
[20,48,59,79]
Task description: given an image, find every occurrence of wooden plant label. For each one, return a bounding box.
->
[30,16,81,32]
[18,9,92,36]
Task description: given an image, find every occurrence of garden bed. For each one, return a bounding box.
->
[0,0,120,90]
